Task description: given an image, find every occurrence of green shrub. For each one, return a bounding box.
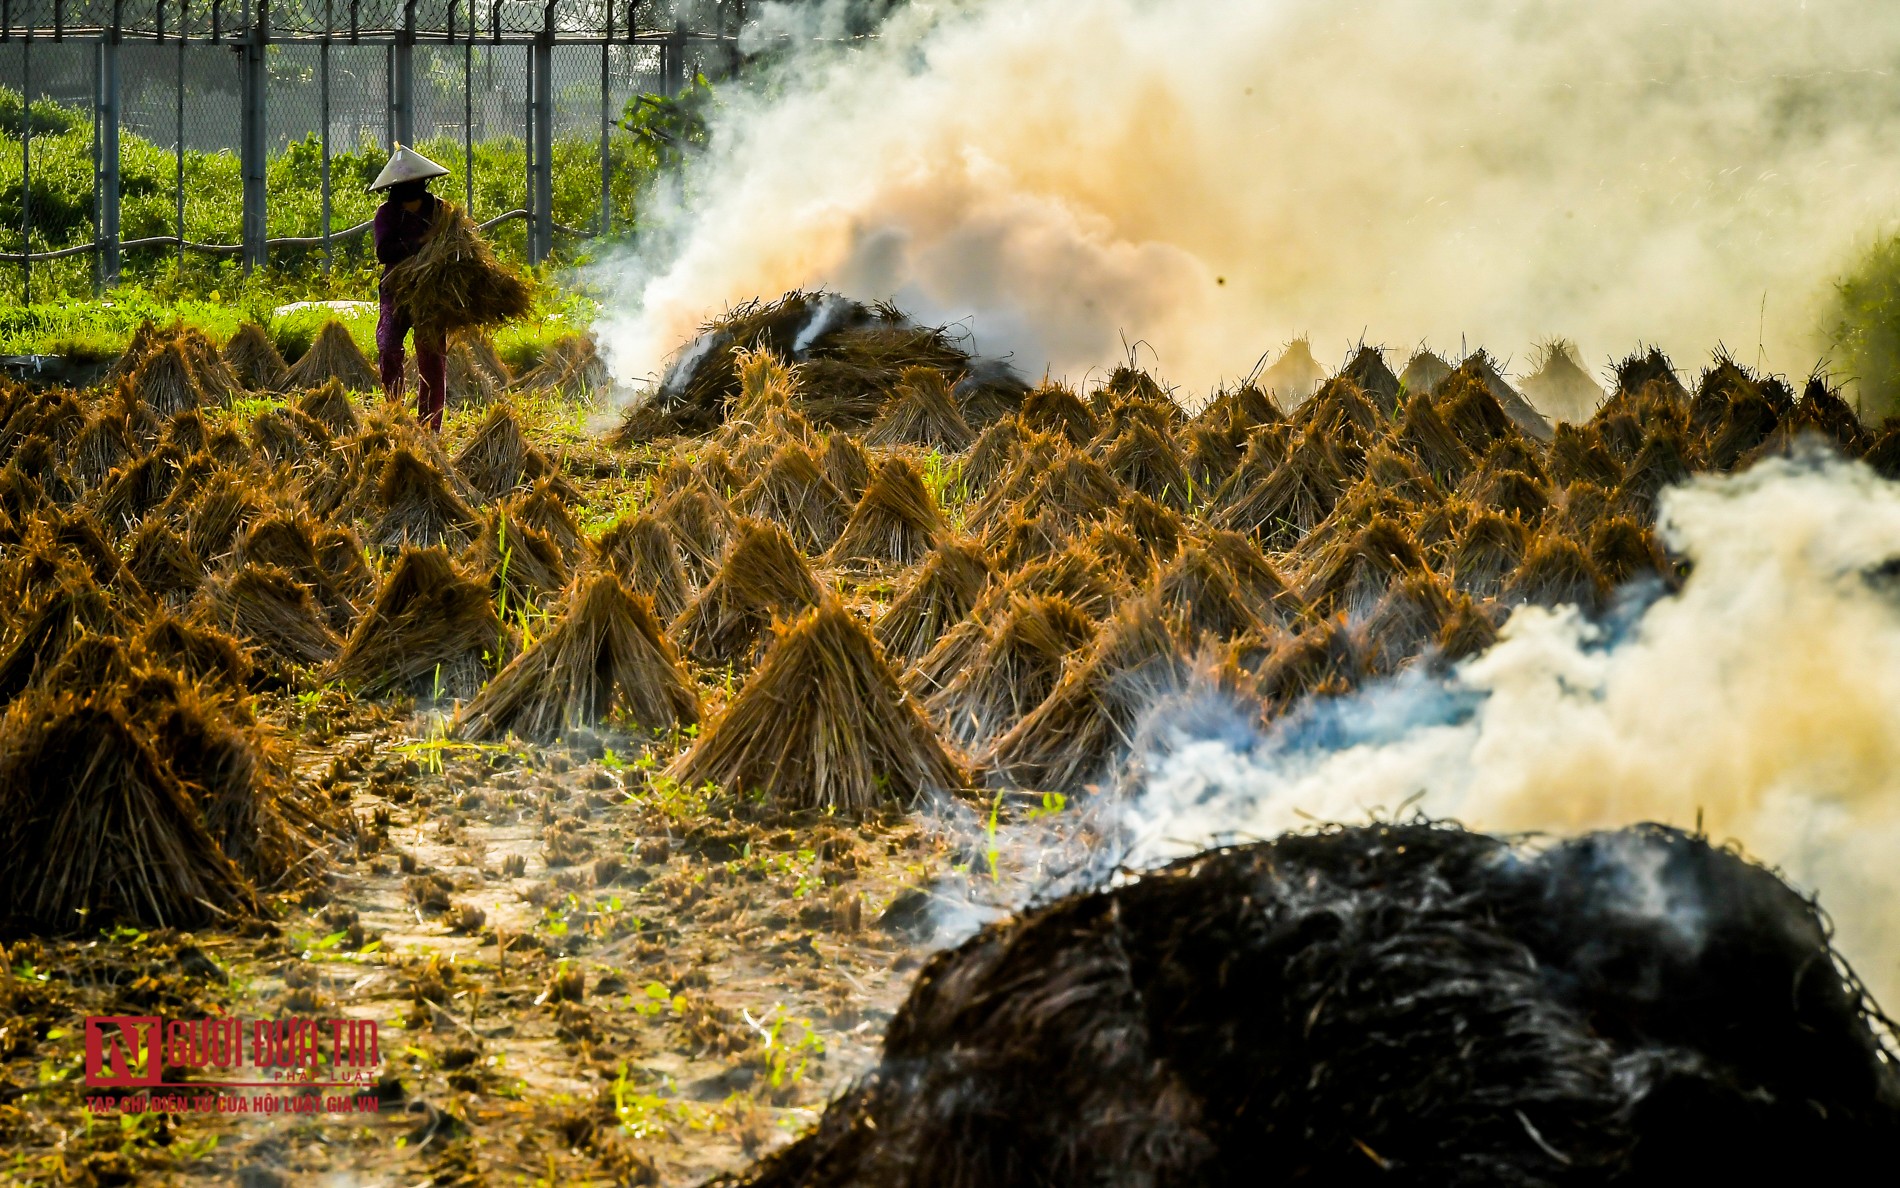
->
[1827,233,1900,421]
[0,89,661,306]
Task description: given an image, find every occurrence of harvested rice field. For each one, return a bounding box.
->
[1,293,1897,1187]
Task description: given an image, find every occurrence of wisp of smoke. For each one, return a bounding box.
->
[1125,447,1900,1006]
[594,0,1900,412]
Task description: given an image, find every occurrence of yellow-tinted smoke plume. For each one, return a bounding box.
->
[594,0,1900,407]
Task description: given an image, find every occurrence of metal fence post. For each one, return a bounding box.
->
[598,43,610,237]
[98,6,123,287]
[320,28,332,270]
[392,0,414,145]
[240,1,269,272]
[529,5,553,263]
[20,33,30,302]
[176,1,187,274]
[665,19,686,97]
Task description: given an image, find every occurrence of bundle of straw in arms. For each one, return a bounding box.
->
[382,202,534,337]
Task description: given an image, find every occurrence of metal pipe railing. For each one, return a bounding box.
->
[0,208,594,265]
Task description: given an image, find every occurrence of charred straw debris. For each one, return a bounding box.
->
[721,821,1900,1187]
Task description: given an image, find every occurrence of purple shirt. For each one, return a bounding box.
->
[373,194,440,295]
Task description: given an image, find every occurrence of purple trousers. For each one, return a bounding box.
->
[377,300,447,431]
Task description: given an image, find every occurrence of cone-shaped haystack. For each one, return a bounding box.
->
[1790,375,1869,455]
[1436,361,1526,455]
[1102,421,1192,510]
[175,326,245,405]
[160,408,206,455]
[126,521,205,606]
[1449,511,1530,599]
[453,404,550,501]
[1464,468,1551,524]
[1616,428,1694,519]
[929,593,1094,751]
[1339,345,1403,418]
[655,479,736,584]
[735,441,849,554]
[89,453,177,535]
[510,476,586,564]
[1399,348,1454,396]
[183,480,268,563]
[0,692,255,931]
[297,380,362,438]
[827,457,945,568]
[1185,419,1246,493]
[1018,451,1127,525]
[370,448,479,552]
[465,508,570,613]
[866,366,976,451]
[67,413,135,490]
[818,432,873,502]
[139,616,252,691]
[1260,337,1328,407]
[667,599,966,813]
[986,504,1077,572]
[127,340,207,418]
[875,538,994,666]
[286,320,379,391]
[1217,429,1347,549]
[1201,529,1304,629]
[327,547,496,699]
[308,528,372,606]
[224,323,290,392]
[205,564,343,669]
[1154,545,1266,641]
[235,512,357,631]
[1502,534,1607,611]
[907,616,991,700]
[594,513,693,622]
[513,335,604,399]
[985,594,1186,793]
[963,417,1024,496]
[249,406,330,466]
[674,519,825,665]
[1298,517,1430,618]
[1519,339,1604,424]
[1393,390,1476,486]
[1708,388,1785,472]
[1359,571,1461,675]
[1547,422,1623,488]
[1019,382,1099,445]
[1588,517,1668,587]
[1255,617,1368,712]
[456,574,699,743]
[994,544,1121,619]
[0,581,125,703]
[1611,347,1689,407]
[1298,374,1385,445]
[1452,351,1551,441]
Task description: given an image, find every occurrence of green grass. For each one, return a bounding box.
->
[0,280,599,367]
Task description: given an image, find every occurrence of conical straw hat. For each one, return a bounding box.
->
[369,145,450,192]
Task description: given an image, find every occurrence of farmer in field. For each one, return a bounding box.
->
[370,145,533,432]
[371,146,451,430]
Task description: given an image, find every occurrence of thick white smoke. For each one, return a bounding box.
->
[594,0,1900,406]
[1126,448,1900,1006]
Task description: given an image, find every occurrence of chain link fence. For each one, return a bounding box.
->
[0,0,737,299]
